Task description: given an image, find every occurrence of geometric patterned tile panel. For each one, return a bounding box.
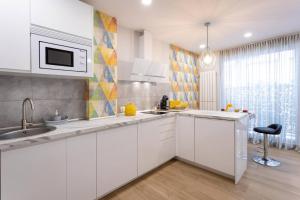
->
[86,10,118,119]
[169,45,199,109]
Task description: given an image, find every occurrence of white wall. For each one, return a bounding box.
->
[152,38,170,65]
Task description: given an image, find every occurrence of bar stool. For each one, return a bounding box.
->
[252,124,282,167]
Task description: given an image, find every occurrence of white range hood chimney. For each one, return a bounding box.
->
[118,30,169,83]
[130,30,152,81]
[138,30,152,60]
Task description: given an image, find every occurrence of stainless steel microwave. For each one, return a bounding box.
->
[31,25,92,77]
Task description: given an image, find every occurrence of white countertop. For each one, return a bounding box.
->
[0,110,249,151]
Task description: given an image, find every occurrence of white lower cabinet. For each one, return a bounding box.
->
[234,117,248,183]
[176,115,195,161]
[158,117,176,165]
[97,125,138,197]
[66,133,97,200]
[159,137,176,165]
[138,117,176,176]
[1,134,97,200]
[138,120,160,175]
[1,140,67,200]
[195,118,235,176]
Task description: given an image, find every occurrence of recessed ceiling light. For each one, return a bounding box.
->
[199,44,206,49]
[142,0,152,6]
[244,32,253,38]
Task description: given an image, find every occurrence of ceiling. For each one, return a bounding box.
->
[83,0,300,52]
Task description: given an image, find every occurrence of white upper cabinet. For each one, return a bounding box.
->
[31,0,93,39]
[0,0,30,71]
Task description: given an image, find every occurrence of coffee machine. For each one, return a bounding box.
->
[159,95,169,110]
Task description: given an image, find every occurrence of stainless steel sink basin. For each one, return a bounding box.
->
[141,111,168,115]
[0,125,56,140]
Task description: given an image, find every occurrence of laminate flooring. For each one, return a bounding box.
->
[101,144,300,200]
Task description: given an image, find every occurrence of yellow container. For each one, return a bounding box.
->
[125,103,137,116]
[170,100,180,109]
[225,103,233,111]
[181,102,189,109]
[171,101,188,109]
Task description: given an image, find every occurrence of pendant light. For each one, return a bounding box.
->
[201,22,216,68]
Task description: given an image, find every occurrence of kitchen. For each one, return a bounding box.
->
[0,0,300,200]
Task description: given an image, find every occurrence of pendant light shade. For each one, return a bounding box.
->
[201,22,216,68]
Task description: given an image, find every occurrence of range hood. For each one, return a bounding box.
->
[118,30,168,83]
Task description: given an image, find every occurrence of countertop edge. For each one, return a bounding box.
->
[0,113,176,152]
[178,112,248,121]
[0,111,249,152]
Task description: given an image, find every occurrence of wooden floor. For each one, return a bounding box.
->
[102,144,300,200]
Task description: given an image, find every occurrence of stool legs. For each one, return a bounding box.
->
[263,134,268,160]
[253,134,280,167]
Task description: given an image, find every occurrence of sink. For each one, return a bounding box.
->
[0,125,56,140]
[141,111,168,115]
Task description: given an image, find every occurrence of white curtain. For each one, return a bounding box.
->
[220,34,300,149]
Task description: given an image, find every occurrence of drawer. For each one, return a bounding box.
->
[160,129,175,141]
[159,123,175,133]
[157,117,175,127]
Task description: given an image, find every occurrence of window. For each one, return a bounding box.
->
[220,37,300,149]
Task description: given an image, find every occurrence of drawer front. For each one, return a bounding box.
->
[160,129,175,141]
[159,122,175,133]
[158,117,175,134]
[157,117,175,126]
[158,117,175,141]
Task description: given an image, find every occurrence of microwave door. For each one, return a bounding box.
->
[40,42,76,71]
[46,47,74,67]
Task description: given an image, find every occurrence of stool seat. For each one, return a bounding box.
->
[254,124,282,135]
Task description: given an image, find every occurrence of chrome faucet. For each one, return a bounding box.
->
[22,98,35,130]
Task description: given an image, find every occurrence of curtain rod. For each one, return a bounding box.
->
[219,31,300,53]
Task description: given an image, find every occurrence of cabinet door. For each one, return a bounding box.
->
[31,0,93,39]
[1,140,66,200]
[159,138,176,165]
[138,120,160,175]
[195,118,235,176]
[67,133,97,200]
[176,116,195,161]
[0,0,30,71]
[98,125,138,197]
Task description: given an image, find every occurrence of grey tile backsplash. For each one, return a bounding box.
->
[117,81,170,111]
[0,75,170,128]
[0,75,86,128]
